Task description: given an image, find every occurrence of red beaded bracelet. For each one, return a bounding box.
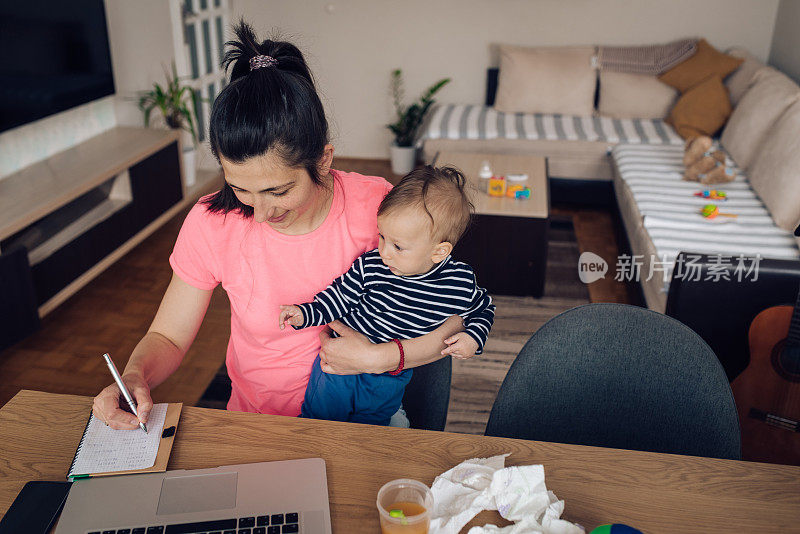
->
[389,338,405,375]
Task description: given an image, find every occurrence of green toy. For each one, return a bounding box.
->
[590,524,643,534]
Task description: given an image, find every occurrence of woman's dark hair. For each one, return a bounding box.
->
[203,20,329,216]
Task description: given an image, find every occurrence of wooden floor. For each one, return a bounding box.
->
[0,157,633,410]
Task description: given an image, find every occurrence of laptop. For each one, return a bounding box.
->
[53,458,332,534]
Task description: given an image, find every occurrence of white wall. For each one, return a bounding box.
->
[769,0,800,84]
[232,0,780,159]
[106,0,177,129]
[0,0,783,178]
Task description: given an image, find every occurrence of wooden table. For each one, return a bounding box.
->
[2,390,800,533]
[437,152,550,297]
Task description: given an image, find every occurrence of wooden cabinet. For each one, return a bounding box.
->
[0,127,193,348]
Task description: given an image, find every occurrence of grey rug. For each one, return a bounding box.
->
[445,219,589,434]
[198,218,590,434]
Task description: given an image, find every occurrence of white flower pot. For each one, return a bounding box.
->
[390,144,417,175]
[180,130,197,188]
[182,148,196,188]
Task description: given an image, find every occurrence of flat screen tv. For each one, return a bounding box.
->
[0,0,115,133]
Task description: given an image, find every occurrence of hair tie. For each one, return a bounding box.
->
[249,55,277,71]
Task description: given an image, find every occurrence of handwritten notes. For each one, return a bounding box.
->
[68,403,168,477]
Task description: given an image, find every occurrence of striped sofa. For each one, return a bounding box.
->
[613,143,799,311]
[418,52,800,312]
[419,103,684,183]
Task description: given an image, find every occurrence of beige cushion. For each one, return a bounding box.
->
[495,45,596,116]
[747,100,800,232]
[725,47,768,106]
[598,71,678,119]
[721,67,800,169]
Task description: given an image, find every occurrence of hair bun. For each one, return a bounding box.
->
[250,55,278,71]
[221,20,316,88]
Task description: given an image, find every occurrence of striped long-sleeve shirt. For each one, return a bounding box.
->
[295,249,495,354]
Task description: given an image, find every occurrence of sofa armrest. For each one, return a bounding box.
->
[665,252,800,381]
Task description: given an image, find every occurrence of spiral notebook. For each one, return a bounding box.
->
[67,403,182,481]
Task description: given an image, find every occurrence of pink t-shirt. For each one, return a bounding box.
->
[169,170,392,416]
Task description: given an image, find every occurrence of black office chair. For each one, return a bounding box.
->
[485,303,741,460]
[402,355,452,431]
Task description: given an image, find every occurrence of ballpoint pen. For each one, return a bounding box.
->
[101,353,148,433]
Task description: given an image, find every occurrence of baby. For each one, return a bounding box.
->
[279,165,495,425]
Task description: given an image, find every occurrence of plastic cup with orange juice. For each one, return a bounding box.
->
[376,479,434,534]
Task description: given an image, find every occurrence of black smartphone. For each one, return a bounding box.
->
[0,481,72,534]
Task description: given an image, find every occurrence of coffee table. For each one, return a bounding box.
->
[436,151,549,297]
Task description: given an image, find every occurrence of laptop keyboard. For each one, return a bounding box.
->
[87,513,301,534]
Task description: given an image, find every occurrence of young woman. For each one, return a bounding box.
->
[92,21,460,428]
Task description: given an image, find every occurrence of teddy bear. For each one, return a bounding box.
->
[682,135,735,184]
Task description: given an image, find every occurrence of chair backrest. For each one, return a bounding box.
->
[485,303,741,460]
[402,355,452,431]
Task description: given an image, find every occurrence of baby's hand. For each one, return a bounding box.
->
[441,332,480,360]
[279,305,304,330]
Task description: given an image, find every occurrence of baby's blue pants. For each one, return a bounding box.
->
[300,355,412,426]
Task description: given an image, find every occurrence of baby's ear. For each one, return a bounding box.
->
[432,241,453,263]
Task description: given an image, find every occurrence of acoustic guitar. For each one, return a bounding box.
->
[731,288,800,465]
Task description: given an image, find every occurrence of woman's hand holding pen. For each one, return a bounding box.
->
[92,373,153,430]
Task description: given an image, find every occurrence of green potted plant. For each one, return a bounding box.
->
[137,63,200,187]
[387,69,450,174]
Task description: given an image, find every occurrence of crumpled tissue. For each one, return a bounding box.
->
[428,454,584,534]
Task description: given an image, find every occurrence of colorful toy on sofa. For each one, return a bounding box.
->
[683,135,736,185]
[701,203,737,219]
[694,189,727,201]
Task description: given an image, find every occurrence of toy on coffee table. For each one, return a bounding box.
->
[506,184,531,199]
[488,172,531,199]
[487,175,506,197]
[683,136,735,185]
[701,203,737,219]
[694,189,727,201]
